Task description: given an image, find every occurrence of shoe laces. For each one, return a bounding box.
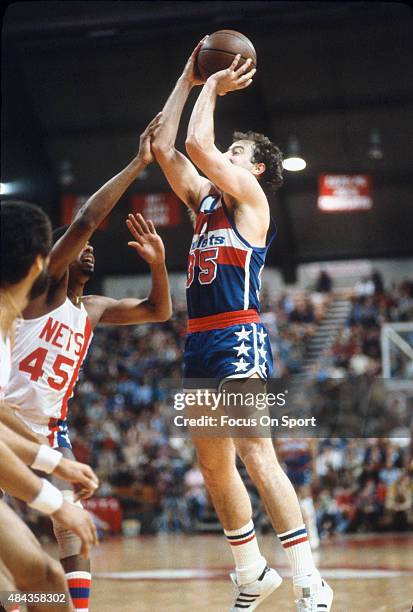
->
[296,595,316,611]
[295,585,318,612]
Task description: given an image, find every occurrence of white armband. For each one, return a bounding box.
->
[28,478,64,515]
[31,444,62,474]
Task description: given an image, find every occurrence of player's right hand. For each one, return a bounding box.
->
[181,36,209,86]
[208,55,256,96]
[52,501,98,558]
[53,458,99,500]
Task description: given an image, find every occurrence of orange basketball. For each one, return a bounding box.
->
[197,30,256,80]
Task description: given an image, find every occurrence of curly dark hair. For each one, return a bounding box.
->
[0,200,52,287]
[232,131,284,193]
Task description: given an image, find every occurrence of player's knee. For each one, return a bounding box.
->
[237,438,277,473]
[198,455,234,483]
[53,523,82,559]
[52,491,83,559]
[46,556,66,583]
[198,459,224,482]
[17,552,63,590]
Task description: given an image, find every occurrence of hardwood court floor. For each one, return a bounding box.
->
[55,533,413,611]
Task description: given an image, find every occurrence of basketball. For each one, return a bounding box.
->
[197,30,256,80]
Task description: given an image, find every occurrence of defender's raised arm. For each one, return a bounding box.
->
[48,114,162,284]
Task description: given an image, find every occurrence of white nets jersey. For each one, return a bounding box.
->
[4,298,93,436]
[0,333,12,400]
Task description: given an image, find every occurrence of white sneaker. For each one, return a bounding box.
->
[229,565,282,610]
[294,578,334,611]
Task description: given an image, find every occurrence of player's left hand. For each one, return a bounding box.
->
[126,213,166,265]
[53,457,99,499]
[181,36,209,86]
[208,55,256,96]
[137,112,163,166]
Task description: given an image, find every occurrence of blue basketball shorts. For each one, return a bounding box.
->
[183,321,274,386]
[48,418,72,449]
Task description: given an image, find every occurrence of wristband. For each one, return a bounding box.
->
[31,444,62,473]
[28,478,64,515]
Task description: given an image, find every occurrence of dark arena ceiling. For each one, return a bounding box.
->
[2,2,413,280]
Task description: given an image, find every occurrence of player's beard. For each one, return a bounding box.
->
[29,267,50,300]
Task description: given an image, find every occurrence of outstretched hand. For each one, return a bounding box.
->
[126,213,165,265]
[207,55,256,96]
[181,36,209,86]
[137,113,163,165]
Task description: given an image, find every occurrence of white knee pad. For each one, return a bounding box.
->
[52,490,83,559]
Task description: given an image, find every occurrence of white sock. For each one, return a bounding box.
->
[278,524,320,587]
[224,519,267,585]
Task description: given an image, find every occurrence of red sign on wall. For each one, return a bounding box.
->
[131,193,181,227]
[83,497,122,534]
[61,195,108,230]
[318,175,373,212]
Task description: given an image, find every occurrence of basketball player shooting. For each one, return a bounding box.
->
[4,115,172,612]
[151,40,333,611]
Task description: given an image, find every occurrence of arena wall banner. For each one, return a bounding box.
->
[318,174,373,212]
[131,192,181,227]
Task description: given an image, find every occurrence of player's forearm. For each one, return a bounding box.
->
[75,156,148,229]
[152,76,193,151]
[0,402,41,443]
[0,422,47,467]
[186,80,217,150]
[145,263,172,321]
[49,156,150,282]
[0,440,42,502]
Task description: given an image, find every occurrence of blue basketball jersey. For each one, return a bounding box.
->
[186,195,276,320]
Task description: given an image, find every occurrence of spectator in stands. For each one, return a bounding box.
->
[334,485,356,533]
[316,443,345,485]
[354,276,375,297]
[396,282,413,321]
[316,489,341,538]
[379,456,402,488]
[349,346,374,376]
[371,270,384,295]
[348,478,385,532]
[289,297,315,324]
[315,270,333,293]
[385,472,412,531]
[185,462,207,525]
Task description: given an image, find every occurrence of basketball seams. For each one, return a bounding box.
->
[215,30,257,59]
[198,48,255,66]
[198,50,256,80]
